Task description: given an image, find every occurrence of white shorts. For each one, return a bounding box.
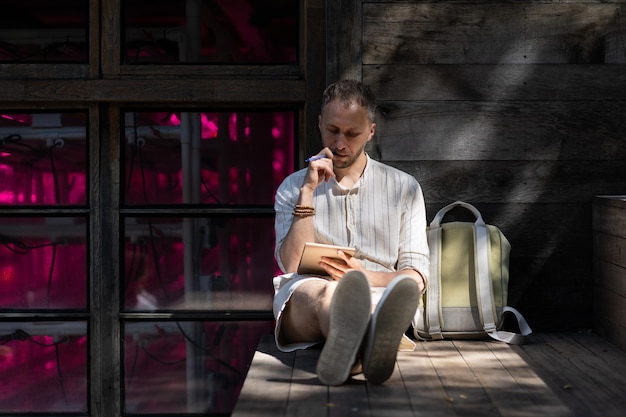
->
[272,273,387,352]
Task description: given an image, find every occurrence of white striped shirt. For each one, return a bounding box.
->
[274,154,429,282]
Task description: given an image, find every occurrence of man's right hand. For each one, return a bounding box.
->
[303,148,335,189]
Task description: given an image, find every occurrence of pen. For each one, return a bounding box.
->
[305,154,329,163]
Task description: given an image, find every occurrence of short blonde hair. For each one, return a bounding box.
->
[321,79,376,122]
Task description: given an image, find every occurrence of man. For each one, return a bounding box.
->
[272,79,429,385]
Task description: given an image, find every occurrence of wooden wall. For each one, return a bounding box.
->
[329,0,626,331]
[593,196,626,351]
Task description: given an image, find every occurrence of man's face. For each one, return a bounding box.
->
[318,99,376,169]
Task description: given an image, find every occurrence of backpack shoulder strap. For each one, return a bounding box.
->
[474,221,498,335]
[472,207,532,344]
[426,226,444,340]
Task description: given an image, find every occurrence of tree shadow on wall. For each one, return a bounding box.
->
[364,2,626,331]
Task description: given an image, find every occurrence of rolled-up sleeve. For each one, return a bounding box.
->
[397,179,430,286]
[273,170,306,273]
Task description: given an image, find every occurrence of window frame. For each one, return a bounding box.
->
[0,0,327,415]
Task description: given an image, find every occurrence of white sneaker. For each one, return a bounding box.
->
[316,270,372,386]
[362,275,420,384]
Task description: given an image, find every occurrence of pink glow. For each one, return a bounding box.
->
[0,222,88,309]
[201,114,218,139]
[244,115,250,138]
[1,114,29,124]
[229,113,237,141]
[0,191,15,203]
[168,114,180,125]
[0,266,15,283]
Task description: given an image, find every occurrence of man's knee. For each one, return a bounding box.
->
[281,280,334,343]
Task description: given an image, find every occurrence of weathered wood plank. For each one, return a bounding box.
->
[514,274,594,331]
[0,64,90,80]
[593,233,626,267]
[542,333,626,389]
[234,333,626,417]
[366,362,413,417]
[286,348,328,417]
[513,339,592,417]
[421,340,496,415]
[421,203,592,258]
[326,0,362,82]
[372,101,626,161]
[119,64,302,77]
[328,375,371,417]
[100,0,120,76]
[303,0,328,161]
[397,343,457,416]
[456,341,571,417]
[594,316,626,353]
[516,333,626,417]
[363,3,625,64]
[593,196,626,236]
[98,103,122,417]
[231,335,295,417]
[594,259,626,298]
[402,160,626,203]
[365,65,626,101]
[595,287,626,331]
[548,331,626,405]
[593,196,626,350]
[0,79,306,103]
[538,333,626,416]
[572,328,626,378]
[88,0,100,78]
[485,342,571,416]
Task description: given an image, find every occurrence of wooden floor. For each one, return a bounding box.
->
[232,332,626,417]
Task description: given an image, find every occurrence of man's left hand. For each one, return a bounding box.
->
[320,250,364,281]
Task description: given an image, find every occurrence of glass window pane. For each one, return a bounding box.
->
[123,110,294,205]
[123,216,277,311]
[0,0,88,63]
[0,321,88,413]
[0,112,88,206]
[0,217,88,310]
[123,0,298,64]
[123,321,271,414]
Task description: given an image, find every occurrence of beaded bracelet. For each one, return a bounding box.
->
[293,204,315,218]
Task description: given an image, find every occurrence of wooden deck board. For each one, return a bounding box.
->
[397,344,456,417]
[514,333,626,417]
[232,333,626,417]
[422,340,498,416]
[456,341,569,417]
[328,376,370,417]
[485,342,569,416]
[232,337,295,417]
[286,348,327,417]
[366,363,414,417]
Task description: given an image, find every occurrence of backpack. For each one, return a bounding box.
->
[413,201,532,344]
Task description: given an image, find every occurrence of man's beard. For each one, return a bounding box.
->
[333,145,365,169]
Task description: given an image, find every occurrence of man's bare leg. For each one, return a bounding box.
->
[314,271,372,385]
[280,280,337,345]
[276,272,371,385]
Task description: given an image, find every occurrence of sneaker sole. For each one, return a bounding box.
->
[316,271,372,386]
[362,276,420,384]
